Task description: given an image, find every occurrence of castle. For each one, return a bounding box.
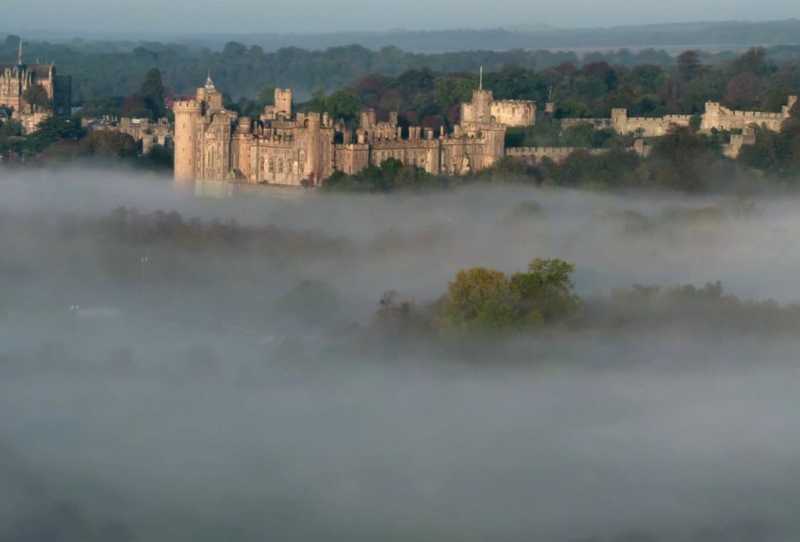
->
[0,41,71,134]
[173,73,798,185]
[173,76,533,186]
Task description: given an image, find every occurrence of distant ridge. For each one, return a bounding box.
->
[4,19,800,53]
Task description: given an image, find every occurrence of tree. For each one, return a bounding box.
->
[438,258,581,332]
[646,127,721,191]
[139,68,166,119]
[723,72,762,110]
[323,90,362,122]
[22,84,51,110]
[440,268,520,331]
[510,259,581,323]
[80,130,138,158]
[256,84,276,108]
[121,95,150,118]
[729,47,772,77]
[677,50,702,82]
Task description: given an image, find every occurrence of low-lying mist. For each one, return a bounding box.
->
[2,167,800,542]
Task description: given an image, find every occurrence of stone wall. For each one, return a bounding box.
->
[560,96,797,139]
[370,137,441,174]
[506,146,609,164]
[701,97,796,132]
[490,100,536,127]
[334,144,370,175]
[561,118,613,130]
[611,109,693,137]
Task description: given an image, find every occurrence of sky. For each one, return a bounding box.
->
[4,0,800,35]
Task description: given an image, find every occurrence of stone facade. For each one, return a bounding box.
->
[701,97,798,132]
[82,116,173,154]
[460,89,536,128]
[174,80,508,186]
[173,74,798,186]
[0,42,71,134]
[610,109,693,137]
[562,96,798,138]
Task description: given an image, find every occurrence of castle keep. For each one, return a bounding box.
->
[173,78,529,186]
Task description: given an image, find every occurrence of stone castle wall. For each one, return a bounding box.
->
[490,100,536,127]
[701,98,797,132]
[611,108,693,137]
[563,96,797,139]
[506,146,609,164]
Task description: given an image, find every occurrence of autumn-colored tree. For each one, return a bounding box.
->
[723,72,762,110]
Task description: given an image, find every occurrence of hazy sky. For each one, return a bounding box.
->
[5,0,800,34]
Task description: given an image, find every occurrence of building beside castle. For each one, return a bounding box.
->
[82,116,173,155]
[0,41,71,134]
[173,76,532,186]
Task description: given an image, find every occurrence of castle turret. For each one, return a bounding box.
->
[173,99,203,183]
[461,89,494,126]
[611,108,628,132]
[274,88,293,118]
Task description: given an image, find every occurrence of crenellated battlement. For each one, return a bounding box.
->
[173,99,202,113]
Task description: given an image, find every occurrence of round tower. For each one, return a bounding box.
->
[173,99,202,183]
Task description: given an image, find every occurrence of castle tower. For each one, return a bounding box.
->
[611,108,628,133]
[173,99,203,183]
[274,88,292,118]
[196,74,223,113]
[461,89,494,126]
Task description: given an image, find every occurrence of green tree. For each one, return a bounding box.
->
[22,84,51,109]
[139,68,166,119]
[438,258,580,332]
[440,267,520,331]
[677,50,702,82]
[509,259,581,323]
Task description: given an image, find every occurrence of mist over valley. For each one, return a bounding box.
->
[2,169,800,541]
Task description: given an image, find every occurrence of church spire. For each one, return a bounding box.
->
[205,70,215,89]
[17,39,23,66]
[479,65,483,91]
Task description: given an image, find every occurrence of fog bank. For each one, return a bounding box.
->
[2,168,800,541]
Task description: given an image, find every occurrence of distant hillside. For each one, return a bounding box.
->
[1,29,799,105]
[175,19,800,53]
